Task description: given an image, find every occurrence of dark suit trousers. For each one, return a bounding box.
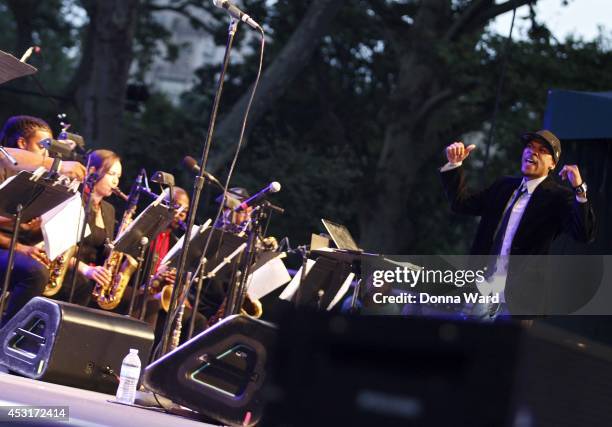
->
[0,249,49,326]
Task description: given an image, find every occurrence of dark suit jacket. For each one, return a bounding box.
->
[441,166,596,314]
[440,166,595,255]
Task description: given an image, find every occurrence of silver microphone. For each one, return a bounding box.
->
[212,0,261,30]
[234,182,281,212]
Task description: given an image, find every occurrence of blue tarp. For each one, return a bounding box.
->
[543,89,612,140]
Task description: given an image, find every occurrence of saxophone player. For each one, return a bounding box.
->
[54,149,122,306]
[129,187,207,342]
[0,115,85,326]
[113,187,191,318]
[196,187,274,326]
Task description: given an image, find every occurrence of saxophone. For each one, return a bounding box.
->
[148,267,191,313]
[206,272,263,328]
[91,185,139,310]
[43,245,77,297]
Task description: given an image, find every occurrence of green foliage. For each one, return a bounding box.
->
[1,0,612,254]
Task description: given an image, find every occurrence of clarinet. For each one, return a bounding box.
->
[169,272,190,351]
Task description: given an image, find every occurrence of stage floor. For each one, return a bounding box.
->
[0,369,216,426]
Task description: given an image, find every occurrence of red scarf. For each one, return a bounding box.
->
[151,230,171,272]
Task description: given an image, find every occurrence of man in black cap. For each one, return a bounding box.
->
[214,187,252,234]
[193,187,263,324]
[439,129,595,315]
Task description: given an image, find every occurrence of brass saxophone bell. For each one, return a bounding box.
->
[43,245,77,297]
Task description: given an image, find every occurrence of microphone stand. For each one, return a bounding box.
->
[0,146,18,166]
[159,17,239,356]
[187,257,207,340]
[127,237,149,317]
[227,206,264,316]
[67,170,97,303]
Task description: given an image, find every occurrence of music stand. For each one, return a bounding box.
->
[113,204,174,259]
[293,255,354,311]
[0,49,38,165]
[112,198,175,316]
[0,49,36,85]
[165,227,246,280]
[0,170,76,317]
[159,225,246,343]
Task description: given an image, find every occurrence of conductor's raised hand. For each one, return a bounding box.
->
[446,142,476,164]
[558,164,583,188]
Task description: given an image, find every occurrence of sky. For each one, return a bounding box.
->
[491,0,612,42]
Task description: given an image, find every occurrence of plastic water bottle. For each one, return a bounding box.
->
[116,348,141,404]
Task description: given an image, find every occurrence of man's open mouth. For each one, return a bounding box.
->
[524,157,537,165]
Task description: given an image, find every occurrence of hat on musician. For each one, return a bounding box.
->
[215,187,250,209]
[520,129,562,163]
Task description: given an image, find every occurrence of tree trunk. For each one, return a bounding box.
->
[206,0,343,174]
[69,0,140,150]
[359,0,533,253]
[6,0,38,57]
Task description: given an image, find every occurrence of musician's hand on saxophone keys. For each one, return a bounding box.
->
[160,267,176,285]
[84,265,112,287]
[151,265,176,287]
[16,243,49,266]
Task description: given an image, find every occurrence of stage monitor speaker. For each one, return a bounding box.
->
[143,314,276,427]
[262,310,612,427]
[0,297,154,394]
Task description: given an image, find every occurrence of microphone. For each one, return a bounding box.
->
[127,168,145,206]
[234,182,281,212]
[182,156,223,188]
[212,0,261,30]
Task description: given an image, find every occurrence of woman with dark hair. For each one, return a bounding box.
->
[55,149,121,305]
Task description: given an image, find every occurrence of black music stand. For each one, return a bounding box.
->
[165,227,246,280]
[114,203,174,258]
[0,49,36,85]
[158,225,246,343]
[293,253,354,311]
[112,200,175,316]
[0,50,37,164]
[0,171,76,317]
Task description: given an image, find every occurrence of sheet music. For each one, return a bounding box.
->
[247,254,291,300]
[40,193,90,261]
[279,259,316,301]
[326,272,355,311]
[160,219,212,266]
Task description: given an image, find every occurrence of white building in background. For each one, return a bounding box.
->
[145,9,224,105]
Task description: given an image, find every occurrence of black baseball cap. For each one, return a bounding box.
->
[215,187,250,209]
[521,129,561,163]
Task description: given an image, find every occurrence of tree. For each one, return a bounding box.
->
[352,0,535,253]
[2,0,611,256]
[67,0,140,151]
[194,0,612,255]
[205,0,343,173]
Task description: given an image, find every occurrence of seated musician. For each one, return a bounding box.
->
[194,188,272,326]
[0,115,86,180]
[116,187,205,336]
[0,115,85,325]
[54,149,121,306]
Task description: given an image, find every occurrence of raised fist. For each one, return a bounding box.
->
[558,164,583,189]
